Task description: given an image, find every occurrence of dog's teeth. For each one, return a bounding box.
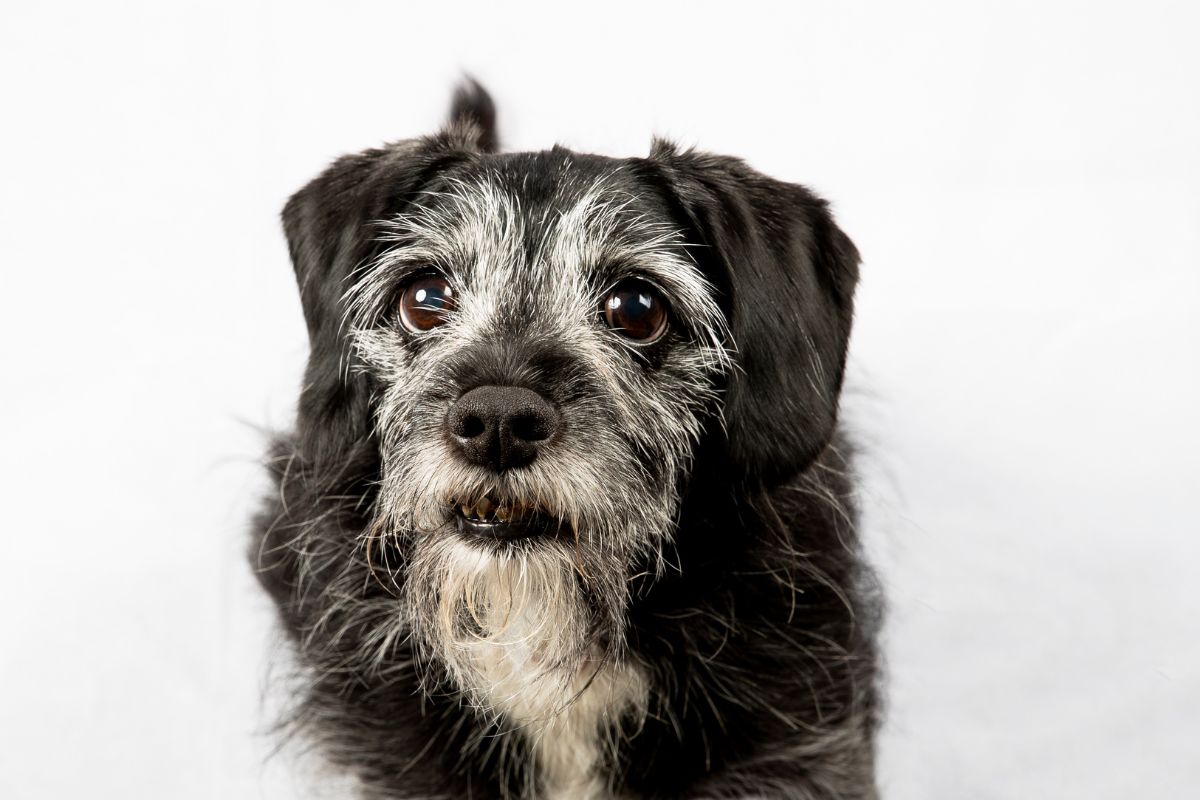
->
[496,505,511,522]
[476,497,493,519]
[461,504,472,518]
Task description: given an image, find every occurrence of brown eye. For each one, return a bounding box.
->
[398,273,456,332]
[603,280,668,343]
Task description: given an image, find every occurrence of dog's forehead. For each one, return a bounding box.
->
[444,148,663,225]
[407,148,686,280]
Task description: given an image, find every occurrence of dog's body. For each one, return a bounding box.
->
[253,83,881,799]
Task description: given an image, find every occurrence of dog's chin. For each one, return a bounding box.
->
[395,477,649,702]
[403,523,597,715]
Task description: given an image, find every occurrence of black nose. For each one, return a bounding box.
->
[446,385,559,472]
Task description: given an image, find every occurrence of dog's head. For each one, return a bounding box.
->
[281,83,859,710]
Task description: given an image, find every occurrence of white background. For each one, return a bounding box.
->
[2,2,1197,798]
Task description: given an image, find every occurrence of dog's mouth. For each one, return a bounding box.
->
[451,495,564,540]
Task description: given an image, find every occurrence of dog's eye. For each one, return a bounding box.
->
[603,280,668,343]
[398,273,457,332]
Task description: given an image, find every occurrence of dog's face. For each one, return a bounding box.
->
[281,121,859,719]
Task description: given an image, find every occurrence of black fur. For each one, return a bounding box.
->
[450,76,500,153]
[253,83,880,799]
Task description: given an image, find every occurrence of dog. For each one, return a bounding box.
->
[252,81,881,800]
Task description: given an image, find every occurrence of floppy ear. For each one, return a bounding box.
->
[645,141,860,484]
[282,85,497,467]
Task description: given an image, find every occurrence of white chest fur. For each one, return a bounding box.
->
[419,541,648,798]
[462,623,647,800]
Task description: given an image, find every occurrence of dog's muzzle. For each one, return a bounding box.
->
[445,384,565,540]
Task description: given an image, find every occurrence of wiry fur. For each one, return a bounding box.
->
[253,83,881,799]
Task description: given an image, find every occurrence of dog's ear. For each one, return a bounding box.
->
[644,141,860,484]
[281,83,497,466]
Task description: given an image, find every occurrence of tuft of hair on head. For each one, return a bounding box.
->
[448,77,499,153]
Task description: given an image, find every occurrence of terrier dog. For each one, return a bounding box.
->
[253,81,881,799]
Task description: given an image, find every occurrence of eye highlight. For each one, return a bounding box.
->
[602,279,669,343]
[397,272,456,332]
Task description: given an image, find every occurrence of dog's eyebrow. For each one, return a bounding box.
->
[544,186,729,348]
[340,178,528,331]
